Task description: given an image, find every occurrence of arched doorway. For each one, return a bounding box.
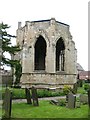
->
[35,35,46,70]
[56,38,65,71]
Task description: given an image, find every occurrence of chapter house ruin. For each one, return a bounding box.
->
[16,18,77,88]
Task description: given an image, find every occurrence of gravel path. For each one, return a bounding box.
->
[0,94,80,104]
[12,96,66,103]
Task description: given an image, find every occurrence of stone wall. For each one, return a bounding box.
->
[20,73,77,88]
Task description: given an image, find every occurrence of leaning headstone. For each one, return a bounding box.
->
[67,93,76,109]
[3,88,12,118]
[25,88,32,104]
[31,86,39,106]
[50,99,58,105]
[80,94,88,104]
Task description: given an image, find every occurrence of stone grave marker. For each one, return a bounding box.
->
[67,93,76,109]
[80,94,88,104]
[3,88,12,118]
[50,99,59,105]
[31,86,39,106]
[25,88,32,104]
[66,92,73,102]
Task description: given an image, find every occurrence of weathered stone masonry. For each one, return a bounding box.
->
[16,18,77,88]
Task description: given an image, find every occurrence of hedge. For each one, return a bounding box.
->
[1,87,65,99]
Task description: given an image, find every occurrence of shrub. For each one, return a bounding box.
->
[58,99,66,106]
[83,83,90,91]
[37,89,51,98]
[37,89,63,98]
[77,87,86,94]
[63,85,72,95]
[1,87,65,99]
[1,88,25,99]
[11,88,25,99]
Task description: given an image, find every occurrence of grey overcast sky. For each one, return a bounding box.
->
[0,0,88,70]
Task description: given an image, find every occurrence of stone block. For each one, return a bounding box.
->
[80,94,88,104]
[67,93,76,109]
[3,88,12,118]
[25,88,32,104]
[31,86,39,106]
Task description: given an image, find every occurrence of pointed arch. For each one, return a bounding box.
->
[34,35,47,70]
[56,37,65,71]
[33,29,50,47]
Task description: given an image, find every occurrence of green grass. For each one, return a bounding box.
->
[1,86,89,118]
[11,101,88,118]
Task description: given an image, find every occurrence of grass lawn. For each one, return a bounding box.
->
[11,100,88,118]
[0,86,89,118]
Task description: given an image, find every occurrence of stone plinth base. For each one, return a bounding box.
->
[20,72,77,89]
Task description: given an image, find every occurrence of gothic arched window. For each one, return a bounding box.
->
[56,38,65,71]
[34,35,46,70]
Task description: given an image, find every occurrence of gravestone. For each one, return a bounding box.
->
[50,99,58,105]
[67,93,76,109]
[80,94,88,104]
[3,88,12,118]
[31,86,39,106]
[25,88,32,104]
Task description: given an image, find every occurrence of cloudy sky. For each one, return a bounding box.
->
[0,0,88,70]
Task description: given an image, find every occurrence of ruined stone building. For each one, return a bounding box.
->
[16,18,77,88]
